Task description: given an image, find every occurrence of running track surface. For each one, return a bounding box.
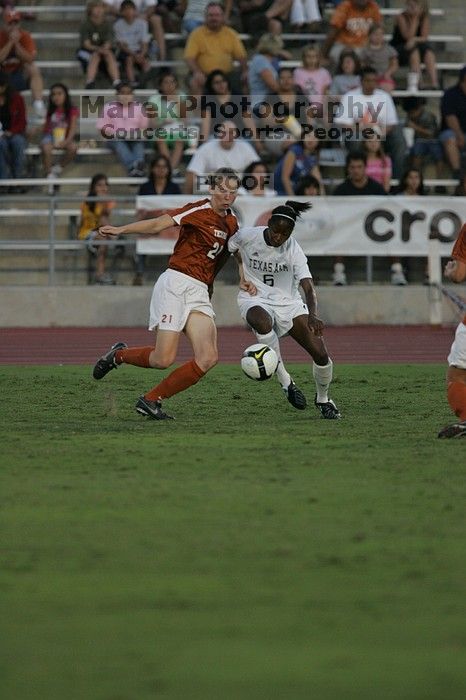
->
[0,326,455,365]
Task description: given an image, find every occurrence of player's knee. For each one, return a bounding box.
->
[254,321,273,335]
[195,351,218,372]
[149,350,176,369]
[246,309,272,335]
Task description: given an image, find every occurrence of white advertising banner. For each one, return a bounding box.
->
[135,195,465,257]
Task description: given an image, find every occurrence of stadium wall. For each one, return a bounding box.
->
[0,285,461,327]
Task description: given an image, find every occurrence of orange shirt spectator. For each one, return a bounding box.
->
[322,0,381,65]
[0,8,45,116]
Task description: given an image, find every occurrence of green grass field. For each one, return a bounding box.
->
[1,364,465,700]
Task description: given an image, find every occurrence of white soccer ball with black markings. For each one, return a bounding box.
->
[241,344,278,381]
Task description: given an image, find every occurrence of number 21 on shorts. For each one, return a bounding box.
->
[161,313,173,324]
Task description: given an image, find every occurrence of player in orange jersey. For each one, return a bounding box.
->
[92,167,240,420]
[438,222,466,438]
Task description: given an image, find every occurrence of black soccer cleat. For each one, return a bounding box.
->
[283,380,307,410]
[314,395,341,419]
[437,420,466,439]
[135,396,174,420]
[92,341,127,380]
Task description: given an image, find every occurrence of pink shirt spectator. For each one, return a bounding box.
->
[294,67,332,97]
[366,155,392,187]
[97,99,149,137]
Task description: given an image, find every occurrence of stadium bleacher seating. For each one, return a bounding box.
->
[1,0,464,286]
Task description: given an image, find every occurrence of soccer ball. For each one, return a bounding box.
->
[241,344,278,381]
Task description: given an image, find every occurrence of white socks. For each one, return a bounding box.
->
[313,359,333,403]
[256,330,291,389]
[256,329,334,402]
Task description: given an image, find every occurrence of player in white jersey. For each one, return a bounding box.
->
[229,200,340,419]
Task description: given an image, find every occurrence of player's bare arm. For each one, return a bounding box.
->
[300,278,324,336]
[99,214,176,238]
[233,251,257,296]
[444,259,466,284]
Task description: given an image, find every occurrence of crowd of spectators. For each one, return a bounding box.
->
[0,0,465,285]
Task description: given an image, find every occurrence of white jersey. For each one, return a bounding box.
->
[228,226,312,306]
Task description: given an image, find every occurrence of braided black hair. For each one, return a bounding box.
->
[270,200,312,224]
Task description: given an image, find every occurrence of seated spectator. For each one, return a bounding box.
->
[360,24,398,93]
[184,2,248,94]
[185,119,259,193]
[201,70,259,152]
[334,67,407,178]
[321,0,382,66]
[78,0,121,89]
[0,8,44,117]
[148,70,187,171]
[78,173,117,285]
[104,0,166,62]
[274,132,322,196]
[0,71,26,186]
[295,173,321,195]
[182,0,232,35]
[139,153,181,194]
[290,0,321,31]
[394,167,426,284]
[329,48,361,96]
[454,172,466,197]
[133,153,181,285]
[248,33,283,105]
[391,0,438,90]
[260,67,311,159]
[402,95,443,178]
[333,150,385,195]
[332,151,386,286]
[153,0,184,33]
[114,0,151,87]
[238,0,293,37]
[440,66,466,180]
[362,130,392,192]
[293,45,331,99]
[396,166,425,196]
[41,83,79,185]
[97,81,149,176]
[239,159,277,196]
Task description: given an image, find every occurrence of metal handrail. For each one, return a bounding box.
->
[0,194,139,285]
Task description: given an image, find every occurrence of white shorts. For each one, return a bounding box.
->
[238,293,308,338]
[447,321,466,369]
[149,268,214,332]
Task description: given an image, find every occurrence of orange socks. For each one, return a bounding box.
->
[116,346,152,368]
[145,360,205,401]
[447,381,466,421]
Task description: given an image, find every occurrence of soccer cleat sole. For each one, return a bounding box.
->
[92,341,127,380]
[284,381,307,410]
[437,422,466,439]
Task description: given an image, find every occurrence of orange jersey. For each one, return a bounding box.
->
[0,29,36,72]
[451,223,466,324]
[331,0,381,48]
[166,199,238,286]
[451,223,466,264]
